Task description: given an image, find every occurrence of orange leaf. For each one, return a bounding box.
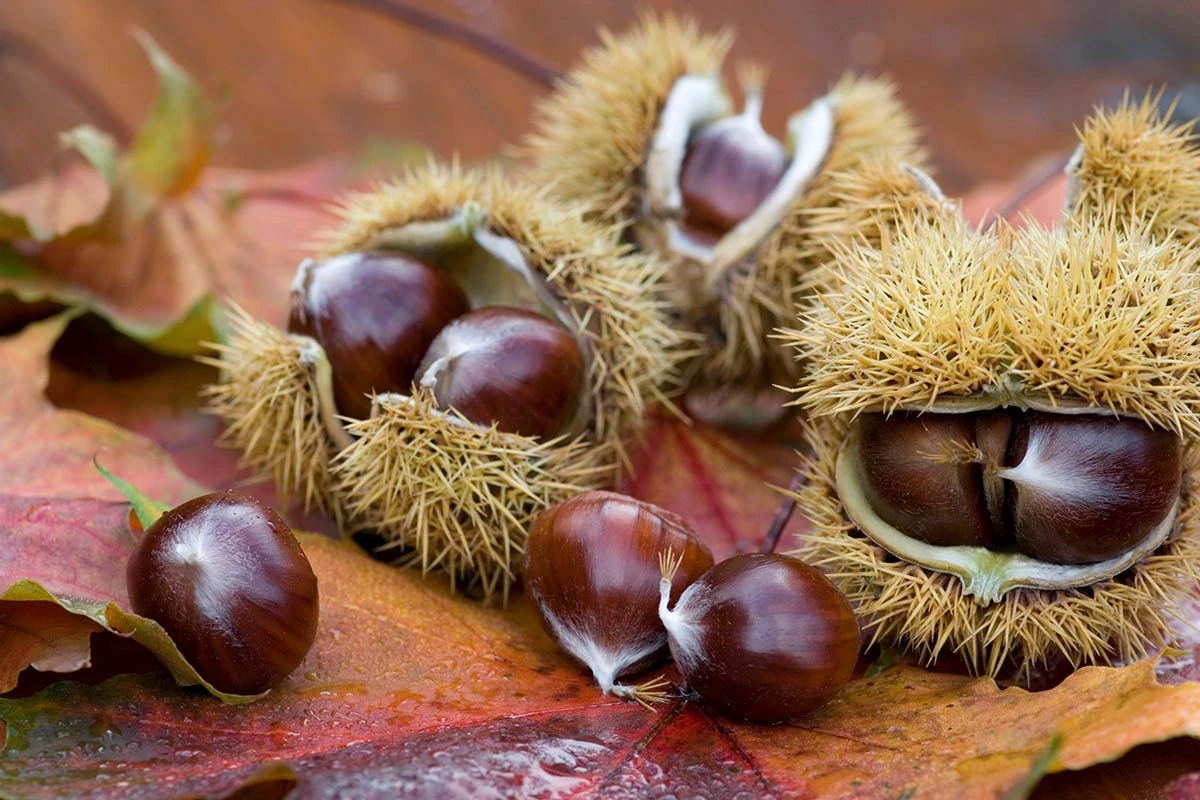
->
[0,36,420,356]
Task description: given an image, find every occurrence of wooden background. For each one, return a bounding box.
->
[2,0,1200,194]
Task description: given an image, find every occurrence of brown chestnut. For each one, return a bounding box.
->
[287,251,470,419]
[857,411,1004,548]
[658,553,859,723]
[524,491,714,704]
[126,491,319,695]
[679,84,787,240]
[416,306,585,439]
[1001,411,1181,564]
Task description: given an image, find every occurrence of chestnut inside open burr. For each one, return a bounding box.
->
[287,249,587,439]
[854,409,1183,565]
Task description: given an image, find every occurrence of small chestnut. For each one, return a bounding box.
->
[416,306,585,439]
[288,250,470,419]
[658,552,859,723]
[126,491,320,695]
[524,491,714,704]
[679,82,787,240]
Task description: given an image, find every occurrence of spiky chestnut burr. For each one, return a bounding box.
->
[207,163,687,601]
[526,13,926,392]
[126,491,319,695]
[287,251,469,420]
[782,127,1200,682]
[416,306,585,439]
[524,491,714,706]
[658,552,859,723]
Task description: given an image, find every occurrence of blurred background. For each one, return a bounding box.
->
[1,0,1199,194]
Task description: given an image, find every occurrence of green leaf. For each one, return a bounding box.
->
[59,125,120,189]
[92,459,170,530]
[124,30,214,197]
[128,293,222,357]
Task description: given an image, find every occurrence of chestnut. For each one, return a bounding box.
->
[524,491,714,705]
[679,81,787,240]
[1001,411,1182,564]
[658,553,859,723]
[126,491,319,695]
[288,250,470,420]
[416,306,586,439]
[857,411,1002,548]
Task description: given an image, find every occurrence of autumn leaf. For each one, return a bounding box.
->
[4,315,1200,796]
[6,519,1200,797]
[621,410,809,558]
[0,34,417,356]
[961,155,1070,229]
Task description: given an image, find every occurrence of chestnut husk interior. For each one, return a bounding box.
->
[837,403,1183,604]
[636,73,835,326]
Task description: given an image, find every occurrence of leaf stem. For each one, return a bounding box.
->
[983,150,1072,230]
[319,0,559,88]
[759,473,803,554]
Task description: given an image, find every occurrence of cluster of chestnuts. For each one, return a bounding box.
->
[207,165,682,599]
[125,490,319,696]
[524,491,859,722]
[855,410,1181,565]
[288,250,585,440]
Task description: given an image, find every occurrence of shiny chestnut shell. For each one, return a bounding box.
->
[661,554,859,723]
[417,306,585,439]
[679,115,787,239]
[288,251,470,419]
[857,412,1000,548]
[524,491,714,692]
[1004,411,1182,564]
[126,491,320,695]
[854,409,1183,565]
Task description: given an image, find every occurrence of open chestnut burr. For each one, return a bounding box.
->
[527,13,927,397]
[782,98,1200,683]
[206,163,687,600]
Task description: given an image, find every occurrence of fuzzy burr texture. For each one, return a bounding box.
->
[783,100,1200,681]
[202,305,343,519]
[1068,94,1200,244]
[790,216,1200,435]
[527,13,926,387]
[525,13,732,226]
[333,391,612,601]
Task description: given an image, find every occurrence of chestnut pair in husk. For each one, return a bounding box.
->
[206,165,685,599]
[288,251,584,441]
[784,98,1200,682]
[524,491,859,723]
[527,14,927,396]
